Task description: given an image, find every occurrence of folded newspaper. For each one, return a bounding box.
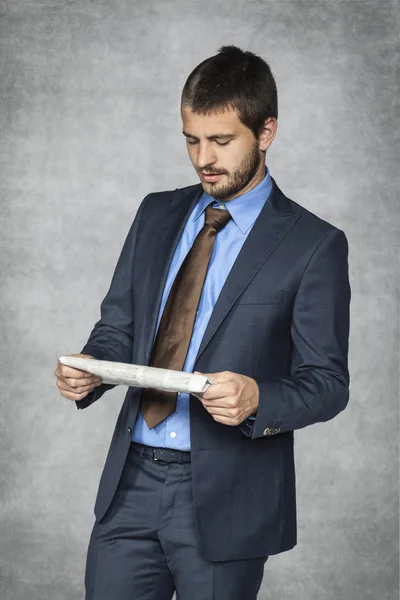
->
[58,356,215,395]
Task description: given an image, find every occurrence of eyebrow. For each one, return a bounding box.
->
[182,131,235,141]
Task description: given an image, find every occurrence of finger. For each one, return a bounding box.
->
[63,375,102,388]
[202,390,227,402]
[202,405,242,419]
[196,371,231,384]
[202,385,234,401]
[55,367,92,381]
[59,376,102,390]
[57,362,94,379]
[57,382,99,398]
[57,379,102,394]
[201,396,237,409]
[202,378,236,400]
[59,388,95,401]
[211,414,240,426]
[57,383,99,401]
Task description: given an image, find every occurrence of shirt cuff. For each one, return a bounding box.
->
[238,418,255,437]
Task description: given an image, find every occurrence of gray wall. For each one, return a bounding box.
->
[0,1,398,599]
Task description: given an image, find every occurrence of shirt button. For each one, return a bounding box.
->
[170,432,177,438]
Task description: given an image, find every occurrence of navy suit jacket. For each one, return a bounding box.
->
[77,177,350,560]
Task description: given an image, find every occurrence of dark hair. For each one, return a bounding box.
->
[181,45,278,138]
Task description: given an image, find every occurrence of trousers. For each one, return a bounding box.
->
[84,442,268,600]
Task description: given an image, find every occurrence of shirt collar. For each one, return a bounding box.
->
[192,166,272,234]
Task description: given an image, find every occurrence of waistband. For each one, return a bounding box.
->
[131,441,191,464]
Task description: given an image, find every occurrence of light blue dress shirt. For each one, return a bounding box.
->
[132,167,273,450]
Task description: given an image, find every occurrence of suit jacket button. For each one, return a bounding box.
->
[127,426,132,436]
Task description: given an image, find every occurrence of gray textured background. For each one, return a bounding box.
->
[0,1,398,599]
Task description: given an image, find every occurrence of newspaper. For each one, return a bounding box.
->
[58,356,215,394]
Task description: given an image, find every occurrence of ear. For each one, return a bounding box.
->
[258,117,277,152]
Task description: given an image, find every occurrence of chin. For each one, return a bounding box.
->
[202,182,218,194]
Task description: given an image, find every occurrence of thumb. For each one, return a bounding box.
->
[194,371,215,381]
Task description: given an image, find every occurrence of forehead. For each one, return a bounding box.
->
[181,105,247,135]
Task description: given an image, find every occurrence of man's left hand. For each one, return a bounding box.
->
[193,370,259,426]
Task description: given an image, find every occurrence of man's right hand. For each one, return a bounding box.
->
[55,354,103,401]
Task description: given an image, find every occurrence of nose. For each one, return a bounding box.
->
[196,142,216,170]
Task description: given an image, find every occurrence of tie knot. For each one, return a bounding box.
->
[204,205,232,232]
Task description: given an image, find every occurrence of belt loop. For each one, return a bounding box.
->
[139,444,145,458]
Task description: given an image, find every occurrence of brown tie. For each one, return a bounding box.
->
[141,205,232,429]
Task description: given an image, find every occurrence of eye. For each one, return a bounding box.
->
[215,140,230,146]
[187,139,198,146]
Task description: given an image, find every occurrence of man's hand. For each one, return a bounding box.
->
[55,354,103,402]
[193,370,259,426]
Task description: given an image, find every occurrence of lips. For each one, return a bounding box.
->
[200,172,224,182]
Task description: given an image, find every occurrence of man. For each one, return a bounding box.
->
[55,46,350,600]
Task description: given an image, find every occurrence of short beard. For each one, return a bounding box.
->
[203,142,262,201]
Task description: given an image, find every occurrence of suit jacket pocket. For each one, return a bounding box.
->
[235,288,286,305]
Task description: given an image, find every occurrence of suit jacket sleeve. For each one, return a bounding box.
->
[243,227,351,439]
[75,195,149,410]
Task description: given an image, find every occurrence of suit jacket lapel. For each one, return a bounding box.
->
[193,178,300,365]
[144,185,203,363]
